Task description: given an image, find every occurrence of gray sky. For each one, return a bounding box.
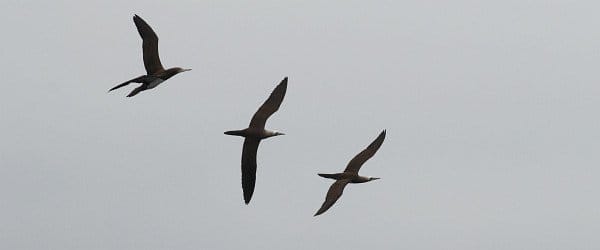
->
[1,0,599,249]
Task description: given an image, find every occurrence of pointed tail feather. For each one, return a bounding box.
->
[224,130,247,137]
[318,173,343,180]
[109,75,145,92]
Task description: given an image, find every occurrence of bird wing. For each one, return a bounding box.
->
[344,130,386,174]
[314,179,350,216]
[133,15,164,75]
[241,138,261,204]
[249,77,288,129]
[126,85,146,97]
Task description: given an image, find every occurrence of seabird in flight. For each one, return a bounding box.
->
[224,77,288,204]
[314,130,386,216]
[109,15,190,97]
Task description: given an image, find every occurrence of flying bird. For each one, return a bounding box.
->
[225,77,288,204]
[108,15,190,97]
[314,130,386,216]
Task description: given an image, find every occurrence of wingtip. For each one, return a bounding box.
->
[133,14,145,23]
[379,129,387,142]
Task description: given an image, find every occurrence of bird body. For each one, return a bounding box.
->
[225,77,288,204]
[224,128,283,139]
[314,130,386,216]
[317,173,378,183]
[146,78,164,89]
[109,15,190,97]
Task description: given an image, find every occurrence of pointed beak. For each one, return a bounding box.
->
[372,177,381,180]
[181,68,192,72]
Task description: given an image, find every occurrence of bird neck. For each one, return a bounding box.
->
[157,68,181,80]
[353,176,374,183]
[264,130,286,138]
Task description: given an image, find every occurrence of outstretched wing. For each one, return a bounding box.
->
[241,138,261,204]
[314,179,350,216]
[249,77,288,129]
[344,130,386,174]
[126,85,146,97]
[133,15,164,74]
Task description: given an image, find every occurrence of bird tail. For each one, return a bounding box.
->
[109,75,145,92]
[224,130,246,137]
[318,173,343,180]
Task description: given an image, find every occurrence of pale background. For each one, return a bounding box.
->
[1,1,599,249]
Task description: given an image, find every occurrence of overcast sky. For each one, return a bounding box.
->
[1,0,600,249]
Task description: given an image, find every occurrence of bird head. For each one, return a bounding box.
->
[163,67,192,79]
[176,67,192,73]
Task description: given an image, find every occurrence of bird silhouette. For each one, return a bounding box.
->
[315,130,386,216]
[225,77,288,204]
[108,15,190,97]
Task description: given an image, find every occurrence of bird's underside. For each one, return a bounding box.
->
[109,75,163,97]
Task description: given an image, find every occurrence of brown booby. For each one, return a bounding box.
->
[108,15,190,97]
[314,130,386,216]
[224,77,288,204]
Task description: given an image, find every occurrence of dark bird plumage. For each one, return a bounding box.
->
[108,15,190,97]
[224,77,288,204]
[314,130,386,216]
